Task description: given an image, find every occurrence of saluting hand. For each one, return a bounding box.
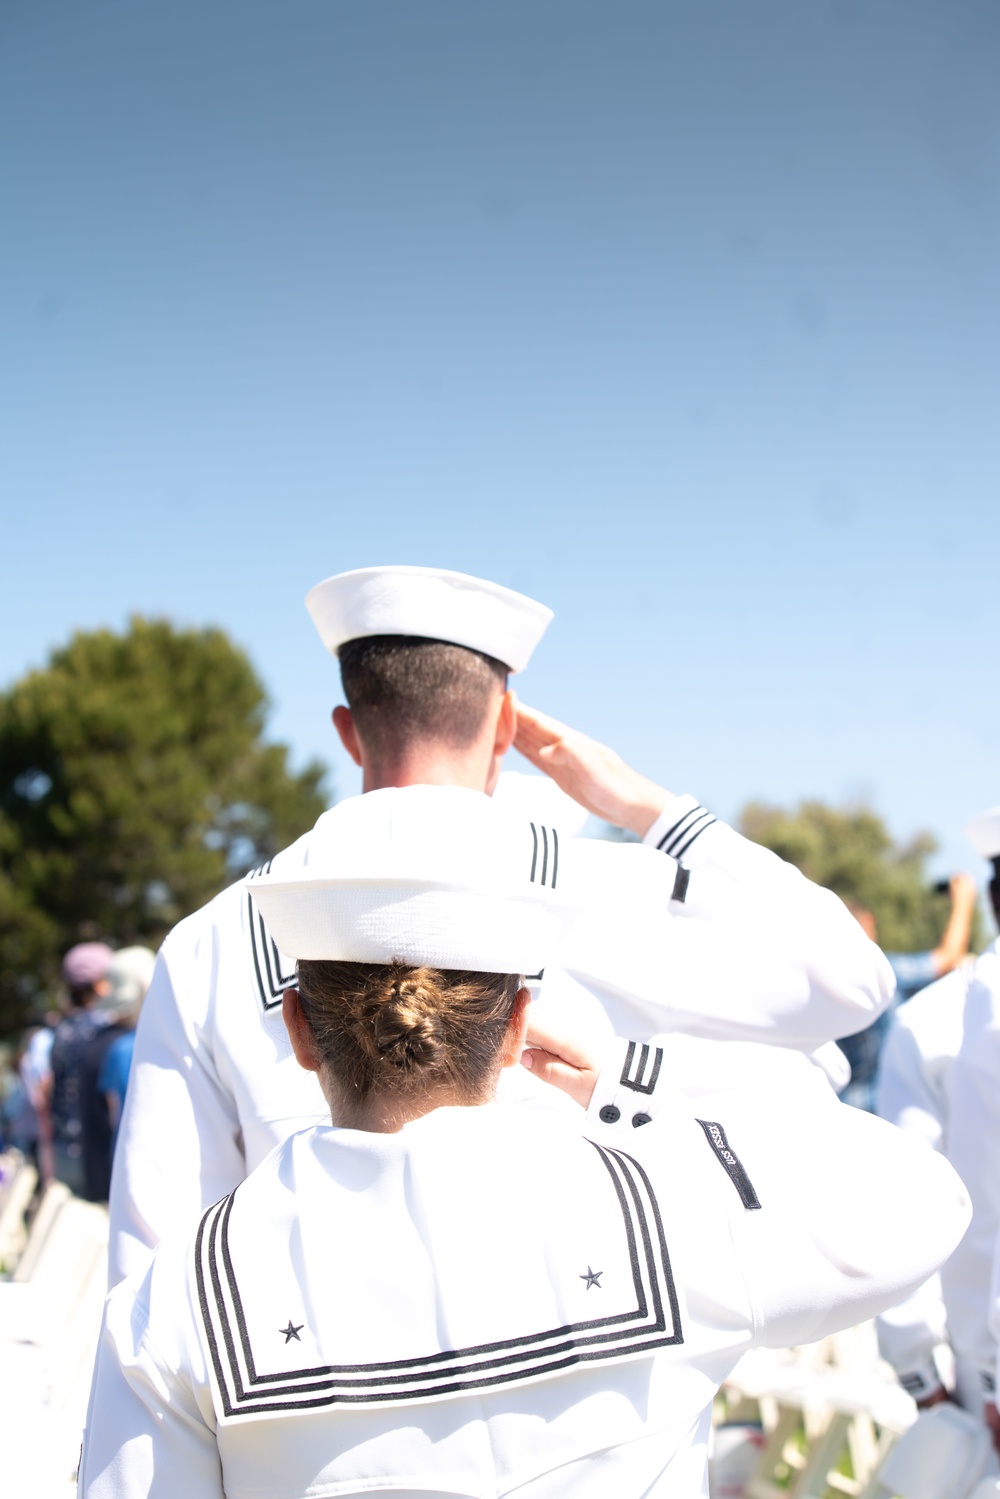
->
[513,699,671,839]
[520,1011,605,1109]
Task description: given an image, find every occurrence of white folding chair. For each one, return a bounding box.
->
[0,1184,108,1497]
[0,1148,38,1271]
[864,1404,993,1499]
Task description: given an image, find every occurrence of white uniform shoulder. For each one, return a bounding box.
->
[875,961,977,1146]
[893,960,976,1046]
[106,813,339,1287]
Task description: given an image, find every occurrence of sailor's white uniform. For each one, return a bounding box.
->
[876,961,977,1153]
[873,959,982,1403]
[107,790,893,1285]
[934,940,1000,1403]
[82,1037,968,1499]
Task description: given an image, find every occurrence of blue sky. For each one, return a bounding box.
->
[2,0,998,887]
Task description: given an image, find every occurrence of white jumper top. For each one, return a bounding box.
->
[872,959,980,1400]
[107,790,894,1286]
[933,941,1000,1396]
[83,1040,968,1499]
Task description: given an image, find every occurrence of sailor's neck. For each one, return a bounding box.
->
[360,755,494,795]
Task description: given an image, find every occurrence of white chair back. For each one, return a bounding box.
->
[873,1404,992,1499]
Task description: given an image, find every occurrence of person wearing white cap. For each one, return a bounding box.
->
[107,565,893,1287]
[75,946,159,1203]
[874,848,995,1410]
[97,947,158,1148]
[916,808,1000,1445]
[80,786,968,1499]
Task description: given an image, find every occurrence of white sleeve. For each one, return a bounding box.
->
[726,1099,970,1349]
[562,796,895,1049]
[585,1034,840,1132]
[587,1039,971,1350]
[874,966,969,1151]
[940,997,1000,1392]
[79,1250,223,1498]
[875,1017,947,1152]
[877,1275,949,1402]
[872,978,971,1398]
[107,919,245,1288]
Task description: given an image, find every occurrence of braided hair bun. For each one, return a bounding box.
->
[364,971,446,1072]
[296,959,522,1112]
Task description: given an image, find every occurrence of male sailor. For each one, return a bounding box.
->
[107,564,893,1285]
[874,817,996,1410]
[82,785,966,1499]
[927,808,1000,1443]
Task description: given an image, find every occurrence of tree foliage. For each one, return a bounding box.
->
[739,799,984,954]
[0,618,329,1034]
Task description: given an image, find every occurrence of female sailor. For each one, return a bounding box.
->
[81,784,970,1499]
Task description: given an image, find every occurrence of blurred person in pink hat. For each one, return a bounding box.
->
[50,941,113,1196]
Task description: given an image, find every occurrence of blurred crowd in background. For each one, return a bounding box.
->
[0,943,154,1213]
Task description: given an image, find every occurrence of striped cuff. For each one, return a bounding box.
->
[898,1361,944,1402]
[643,796,718,862]
[587,1037,668,1133]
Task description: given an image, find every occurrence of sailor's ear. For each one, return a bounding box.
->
[501,987,532,1068]
[332,705,363,766]
[493,688,517,757]
[282,989,322,1073]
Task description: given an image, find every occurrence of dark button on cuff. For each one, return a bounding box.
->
[599,1104,621,1124]
[632,1112,652,1128]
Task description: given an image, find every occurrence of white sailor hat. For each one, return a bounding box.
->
[305,565,553,674]
[967,807,1000,862]
[246,785,574,974]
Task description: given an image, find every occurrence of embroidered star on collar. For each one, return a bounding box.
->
[280,1320,304,1343]
[580,1267,603,1290]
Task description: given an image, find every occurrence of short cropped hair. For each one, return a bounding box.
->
[338,635,507,751]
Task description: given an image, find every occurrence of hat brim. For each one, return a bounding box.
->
[305,566,553,674]
[248,878,563,975]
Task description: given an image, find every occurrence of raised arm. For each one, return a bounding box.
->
[525,1018,970,1350]
[931,874,978,977]
[515,702,895,1047]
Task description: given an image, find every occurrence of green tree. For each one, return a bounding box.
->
[739,799,984,954]
[0,618,329,1034]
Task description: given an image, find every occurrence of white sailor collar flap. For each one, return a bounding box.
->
[243,860,296,1014]
[195,1122,683,1419]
